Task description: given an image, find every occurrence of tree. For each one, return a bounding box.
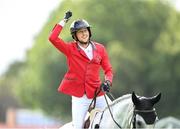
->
[4,0,179,120]
[0,61,23,122]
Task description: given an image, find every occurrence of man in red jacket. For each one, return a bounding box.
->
[49,11,113,129]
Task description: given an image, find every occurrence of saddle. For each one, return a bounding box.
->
[83,91,114,128]
[84,107,101,129]
[83,89,101,129]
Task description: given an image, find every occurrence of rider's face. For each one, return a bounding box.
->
[76,28,89,43]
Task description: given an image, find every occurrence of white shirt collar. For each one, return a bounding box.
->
[78,43,93,60]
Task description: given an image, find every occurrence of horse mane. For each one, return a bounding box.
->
[104,94,132,111]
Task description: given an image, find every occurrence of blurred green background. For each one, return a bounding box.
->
[0,0,180,122]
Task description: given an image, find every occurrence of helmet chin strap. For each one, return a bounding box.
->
[76,37,90,46]
[78,40,89,44]
[77,41,90,48]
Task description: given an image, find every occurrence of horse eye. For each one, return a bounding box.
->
[135,114,146,127]
[137,120,144,127]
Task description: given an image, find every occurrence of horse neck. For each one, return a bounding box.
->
[105,94,134,127]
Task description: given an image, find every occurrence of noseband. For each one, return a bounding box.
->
[132,108,157,129]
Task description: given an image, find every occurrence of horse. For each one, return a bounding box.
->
[60,92,161,129]
[155,117,180,128]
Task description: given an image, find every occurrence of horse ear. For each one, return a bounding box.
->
[150,93,161,105]
[132,92,140,105]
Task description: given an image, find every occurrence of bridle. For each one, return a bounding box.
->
[97,93,158,129]
[132,108,157,129]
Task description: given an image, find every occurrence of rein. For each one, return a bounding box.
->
[88,89,101,111]
[104,93,122,129]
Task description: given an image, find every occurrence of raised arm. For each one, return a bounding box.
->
[48,11,72,56]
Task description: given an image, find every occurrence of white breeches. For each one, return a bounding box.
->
[72,94,108,129]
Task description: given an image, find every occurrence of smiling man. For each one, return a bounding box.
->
[49,11,113,129]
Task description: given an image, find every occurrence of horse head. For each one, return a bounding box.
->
[132,92,161,128]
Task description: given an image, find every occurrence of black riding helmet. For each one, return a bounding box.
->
[70,19,92,41]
